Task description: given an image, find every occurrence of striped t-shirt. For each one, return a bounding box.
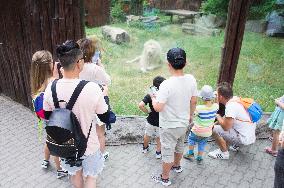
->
[191,103,219,137]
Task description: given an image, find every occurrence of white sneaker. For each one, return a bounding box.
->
[208,149,229,160]
[142,146,149,153]
[229,145,240,152]
[41,160,49,169]
[156,151,162,159]
[103,152,109,160]
[151,174,172,186]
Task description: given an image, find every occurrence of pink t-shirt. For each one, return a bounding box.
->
[43,78,108,155]
[79,63,111,86]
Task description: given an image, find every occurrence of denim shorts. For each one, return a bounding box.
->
[188,132,209,152]
[61,150,104,177]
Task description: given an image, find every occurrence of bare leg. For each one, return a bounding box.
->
[197,151,204,157]
[173,152,183,167]
[44,144,50,161]
[188,145,194,151]
[70,169,84,188]
[162,162,173,179]
[144,135,150,148]
[85,176,97,188]
[96,125,106,153]
[272,130,280,151]
[156,137,161,152]
[212,132,228,152]
[54,157,61,170]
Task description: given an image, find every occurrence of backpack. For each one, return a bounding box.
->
[234,98,263,123]
[32,92,45,119]
[45,79,91,167]
[103,95,116,130]
[32,92,45,140]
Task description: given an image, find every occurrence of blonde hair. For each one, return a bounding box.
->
[89,35,102,53]
[30,50,53,96]
[77,36,103,63]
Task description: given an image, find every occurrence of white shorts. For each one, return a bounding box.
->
[61,150,104,177]
[145,123,159,137]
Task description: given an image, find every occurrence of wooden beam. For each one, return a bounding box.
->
[218,0,252,86]
[217,0,251,116]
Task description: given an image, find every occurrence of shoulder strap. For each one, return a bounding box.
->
[227,98,252,123]
[51,79,60,108]
[66,80,89,110]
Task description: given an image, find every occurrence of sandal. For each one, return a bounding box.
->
[265,147,278,157]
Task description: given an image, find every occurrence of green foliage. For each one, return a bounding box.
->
[201,0,276,19]
[86,23,284,115]
[201,0,229,18]
[249,0,276,19]
[111,1,126,23]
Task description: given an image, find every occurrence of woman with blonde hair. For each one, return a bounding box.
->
[30,50,67,179]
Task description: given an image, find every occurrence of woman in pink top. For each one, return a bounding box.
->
[77,38,112,160]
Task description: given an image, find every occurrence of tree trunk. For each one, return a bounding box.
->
[217,0,251,116]
[218,0,252,86]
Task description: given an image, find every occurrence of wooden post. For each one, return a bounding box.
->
[218,0,251,86]
[0,0,85,107]
[217,0,251,116]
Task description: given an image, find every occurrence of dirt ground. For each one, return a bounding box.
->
[106,114,272,145]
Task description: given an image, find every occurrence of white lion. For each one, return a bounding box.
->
[127,39,163,72]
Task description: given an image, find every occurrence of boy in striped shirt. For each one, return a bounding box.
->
[184,85,219,164]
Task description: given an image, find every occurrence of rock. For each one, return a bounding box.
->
[194,14,226,28]
[105,116,146,145]
[106,114,272,145]
[245,20,267,33]
[182,23,221,36]
[266,11,284,37]
[101,26,130,44]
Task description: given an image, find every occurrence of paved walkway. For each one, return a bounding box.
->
[0,95,276,188]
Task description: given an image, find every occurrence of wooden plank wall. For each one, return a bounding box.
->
[0,0,85,107]
[153,0,202,11]
[84,0,111,27]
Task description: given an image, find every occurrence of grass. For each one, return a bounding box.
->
[85,21,284,115]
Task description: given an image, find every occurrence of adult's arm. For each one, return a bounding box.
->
[216,114,234,131]
[189,96,197,123]
[152,97,165,112]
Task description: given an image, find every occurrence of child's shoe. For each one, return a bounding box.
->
[196,156,203,165]
[156,151,162,159]
[142,145,149,153]
[151,174,172,186]
[56,169,68,179]
[171,166,183,173]
[183,153,194,161]
[265,147,278,157]
[41,160,49,169]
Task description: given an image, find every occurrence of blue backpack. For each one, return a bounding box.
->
[235,98,263,123]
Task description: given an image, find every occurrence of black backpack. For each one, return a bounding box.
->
[46,79,92,167]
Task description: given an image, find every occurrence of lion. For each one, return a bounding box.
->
[127,39,163,72]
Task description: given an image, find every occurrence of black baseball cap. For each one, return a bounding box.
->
[167,47,186,64]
